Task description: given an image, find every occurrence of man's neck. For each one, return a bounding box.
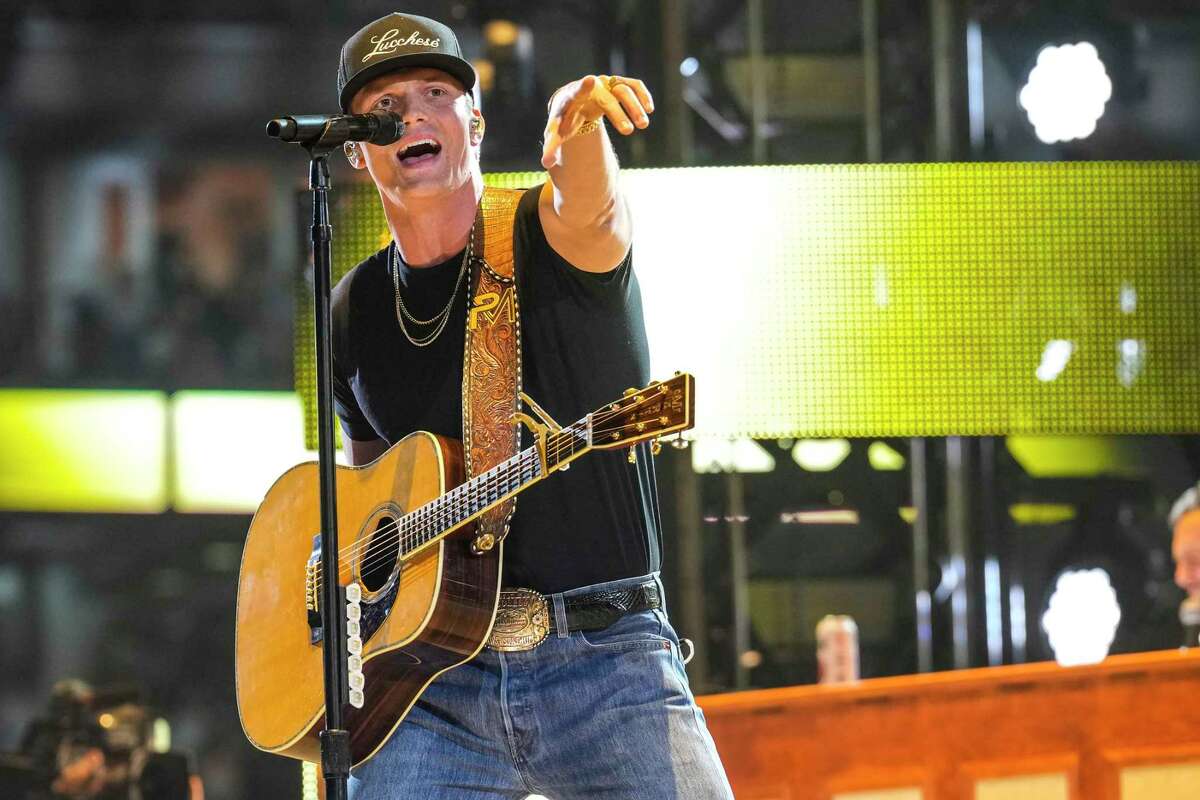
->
[384,176,483,268]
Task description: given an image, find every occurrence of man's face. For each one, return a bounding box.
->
[349,67,480,201]
[1172,510,1200,597]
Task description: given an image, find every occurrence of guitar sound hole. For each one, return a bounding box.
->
[360,516,400,593]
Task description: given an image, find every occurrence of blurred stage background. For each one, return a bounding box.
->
[2,1,1200,798]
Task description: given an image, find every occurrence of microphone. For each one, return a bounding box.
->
[265,110,406,147]
[1180,596,1200,648]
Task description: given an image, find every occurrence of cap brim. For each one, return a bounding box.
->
[340,54,477,112]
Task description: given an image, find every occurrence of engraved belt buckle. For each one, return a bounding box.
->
[488,588,550,652]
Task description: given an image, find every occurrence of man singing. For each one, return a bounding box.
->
[330,12,733,799]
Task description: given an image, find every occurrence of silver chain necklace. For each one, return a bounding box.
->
[390,226,474,348]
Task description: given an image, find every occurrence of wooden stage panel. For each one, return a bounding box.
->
[696,650,1200,800]
[832,789,923,800]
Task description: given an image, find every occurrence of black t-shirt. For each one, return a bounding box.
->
[331,185,661,594]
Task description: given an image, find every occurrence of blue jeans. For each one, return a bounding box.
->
[348,573,734,799]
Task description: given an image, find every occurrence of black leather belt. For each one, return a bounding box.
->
[487,581,661,652]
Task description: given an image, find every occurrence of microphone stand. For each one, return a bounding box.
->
[267,110,402,800]
[305,140,351,800]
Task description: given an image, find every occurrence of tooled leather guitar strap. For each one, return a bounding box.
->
[462,186,524,553]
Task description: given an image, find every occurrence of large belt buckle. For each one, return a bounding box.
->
[488,588,550,652]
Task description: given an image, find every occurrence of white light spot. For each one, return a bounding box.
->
[679,57,699,77]
[1036,339,1075,382]
[874,265,889,307]
[692,438,775,473]
[1009,583,1027,658]
[1119,282,1137,314]
[1041,568,1120,666]
[1116,338,1144,387]
[792,439,851,471]
[1018,42,1112,144]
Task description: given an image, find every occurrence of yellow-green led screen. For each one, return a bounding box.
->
[0,390,167,512]
[172,391,345,513]
[297,162,1200,442]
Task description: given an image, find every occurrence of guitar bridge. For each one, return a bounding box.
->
[305,533,400,647]
[306,535,322,638]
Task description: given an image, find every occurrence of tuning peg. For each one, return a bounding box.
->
[651,440,663,456]
[623,387,638,397]
[670,433,689,450]
[627,446,638,464]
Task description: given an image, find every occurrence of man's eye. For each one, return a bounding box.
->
[374,97,393,109]
[430,87,447,97]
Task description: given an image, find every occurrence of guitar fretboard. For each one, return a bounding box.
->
[395,417,592,556]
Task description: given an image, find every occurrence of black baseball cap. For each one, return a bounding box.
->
[337,12,478,112]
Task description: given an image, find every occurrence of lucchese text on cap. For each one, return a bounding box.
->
[363,28,442,62]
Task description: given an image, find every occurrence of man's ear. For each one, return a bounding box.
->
[344,141,366,169]
[470,111,486,146]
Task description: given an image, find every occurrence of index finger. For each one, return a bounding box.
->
[617,77,654,114]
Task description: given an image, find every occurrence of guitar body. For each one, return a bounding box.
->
[234,373,694,767]
[235,431,501,766]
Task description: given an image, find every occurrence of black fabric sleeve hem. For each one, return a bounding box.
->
[518,182,632,286]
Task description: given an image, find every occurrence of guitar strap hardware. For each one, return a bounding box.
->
[463,187,524,555]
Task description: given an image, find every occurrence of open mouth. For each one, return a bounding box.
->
[398,138,442,165]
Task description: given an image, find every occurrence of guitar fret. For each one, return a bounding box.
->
[398,414,595,556]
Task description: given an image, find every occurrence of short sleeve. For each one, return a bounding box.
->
[331,268,381,442]
[514,183,632,294]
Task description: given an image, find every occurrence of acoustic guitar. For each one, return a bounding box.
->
[235,373,694,766]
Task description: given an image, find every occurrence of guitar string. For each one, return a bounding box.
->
[325,412,669,587]
[314,417,664,592]
[326,418,673,590]
[312,392,675,592]
[315,427,579,592]
[313,389,678,591]
[317,413,672,590]
[315,421,589,591]
[324,393,650,568]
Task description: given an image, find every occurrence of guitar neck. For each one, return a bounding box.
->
[400,416,593,557]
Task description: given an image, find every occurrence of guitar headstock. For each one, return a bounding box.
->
[590,373,694,450]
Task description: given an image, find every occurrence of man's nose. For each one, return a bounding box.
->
[399,94,430,124]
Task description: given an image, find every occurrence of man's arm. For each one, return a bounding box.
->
[344,435,389,466]
[538,74,655,273]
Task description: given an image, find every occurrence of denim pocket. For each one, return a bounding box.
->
[576,609,673,652]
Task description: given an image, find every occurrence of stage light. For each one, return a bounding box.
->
[1008,503,1077,525]
[779,509,860,525]
[1005,436,1143,478]
[172,391,347,513]
[301,763,318,800]
[792,439,851,472]
[1036,339,1074,382]
[1116,338,1144,388]
[867,441,905,471]
[0,389,167,513]
[1119,283,1137,314]
[483,20,520,48]
[472,58,496,93]
[1018,42,1112,144]
[1041,568,1120,666]
[692,438,776,473]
